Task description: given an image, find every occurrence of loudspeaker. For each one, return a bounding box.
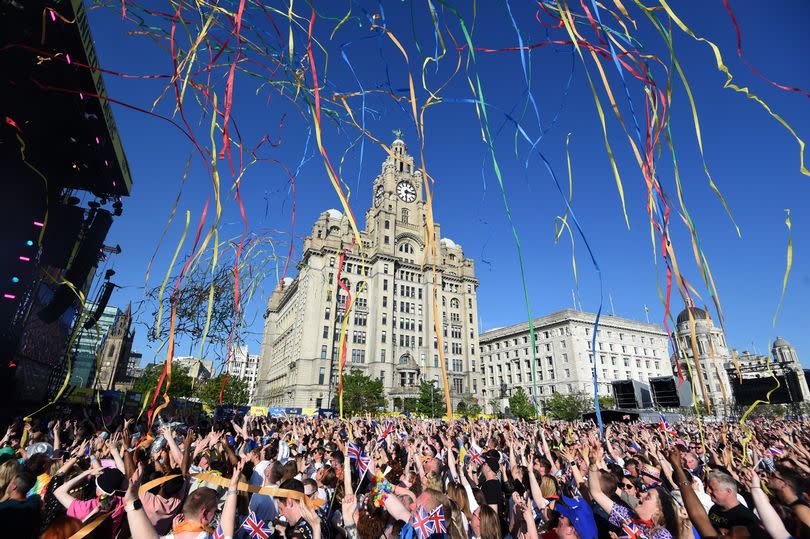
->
[38,210,112,323]
[83,281,115,330]
[650,376,693,408]
[41,204,85,268]
[612,379,652,409]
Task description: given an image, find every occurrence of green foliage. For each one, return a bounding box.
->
[332,369,386,416]
[467,403,483,417]
[598,395,616,409]
[508,387,536,420]
[545,392,591,421]
[489,398,502,418]
[132,364,194,399]
[198,374,249,405]
[414,380,446,418]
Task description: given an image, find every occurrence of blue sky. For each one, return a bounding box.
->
[83,0,810,370]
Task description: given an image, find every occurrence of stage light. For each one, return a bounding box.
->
[4,294,15,300]
[33,221,44,227]
[19,256,30,262]
[26,240,34,246]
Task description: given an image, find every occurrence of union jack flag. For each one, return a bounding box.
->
[357,454,371,476]
[659,414,676,436]
[627,441,642,453]
[621,520,642,539]
[347,442,362,462]
[211,524,226,539]
[427,505,446,534]
[769,446,785,458]
[378,420,394,442]
[241,511,272,539]
[467,447,483,465]
[411,506,433,539]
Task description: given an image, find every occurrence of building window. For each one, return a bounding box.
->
[384,236,390,244]
[323,326,328,338]
[381,330,387,344]
[380,349,386,362]
[383,279,388,291]
[324,307,330,320]
[319,367,325,384]
[385,220,390,229]
[321,345,327,359]
[384,264,389,274]
[401,208,409,223]
[351,349,365,363]
[329,257,335,267]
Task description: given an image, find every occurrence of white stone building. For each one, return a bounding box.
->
[479,310,671,415]
[255,137,480,411]
[670,307,734,414]
[229,344,260,404]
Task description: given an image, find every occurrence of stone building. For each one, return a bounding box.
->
[671,306,733,414]
[479,310,671,415]
[94,304,134,390]
[229,344,260,404]
[255,137,480,411]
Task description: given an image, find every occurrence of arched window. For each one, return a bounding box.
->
[401,208,409,224]
[108,345,116,358]
[442,296,446,307]
[355,281,365,293]
[450,298,459,309]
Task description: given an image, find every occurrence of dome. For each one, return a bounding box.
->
[440,237,457,248]
[773,336,791,348]
[676,306,709,325]
[324,208,342,220]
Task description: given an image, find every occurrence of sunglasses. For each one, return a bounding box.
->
[621,483,636,490]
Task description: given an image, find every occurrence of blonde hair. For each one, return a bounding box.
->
[447,482,472,521]
[0,460,22,494]
[540,474,559,498]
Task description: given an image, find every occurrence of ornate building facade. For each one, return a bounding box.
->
[255,138,480,411]
[480,310,671,415]
[94,304,134,391]
[671,306,734,414]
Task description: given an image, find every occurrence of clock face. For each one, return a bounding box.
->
[374,185,383,208]
[396,181,417,203]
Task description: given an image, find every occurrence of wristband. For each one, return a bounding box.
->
[125,499,143,512]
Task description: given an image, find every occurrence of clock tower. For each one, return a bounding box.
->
[257,134,480,414]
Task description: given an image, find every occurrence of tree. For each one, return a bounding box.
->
[332,369,386,416]
[467,403,483,417]
[198,374,249,405]
[132,364,194,399]
[545,392,590,421]
[508,388,536,420]
[598,395,616,410]
[489,398,502,417]
[414,380,446,418]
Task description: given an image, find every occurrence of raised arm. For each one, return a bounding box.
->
[742,468,789,539]
[586,443,613,515]
[161,427,184,467]
[180,430,194,476]
[220,461,245,538]
[54,467,102,509]
[127,464,160,539]
[667,449,717,539]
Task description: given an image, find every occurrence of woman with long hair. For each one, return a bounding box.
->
[589,450,682,539]
[477,504,502,539]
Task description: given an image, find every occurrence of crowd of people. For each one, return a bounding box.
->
[0,408,808,539]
